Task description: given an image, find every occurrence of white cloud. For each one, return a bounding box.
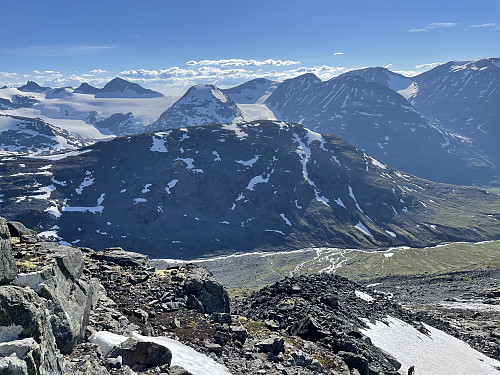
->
[333,52,344,55]
[185,59,300,67]
[409,22,458,32]
[415,62,442,69]
[89,69,106,74]
[384,64,393,69]
[1,44,115,57]
[470,23,497,28]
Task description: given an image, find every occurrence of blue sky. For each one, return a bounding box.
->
[1,0,499,94]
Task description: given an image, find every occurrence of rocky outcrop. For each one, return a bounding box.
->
[13,244,99,354]
[0,286,63,374]
[184,265,230,314]
[7,221,39,244]
[0,218,16,285]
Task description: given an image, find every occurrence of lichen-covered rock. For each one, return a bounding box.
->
[0,217,17,285]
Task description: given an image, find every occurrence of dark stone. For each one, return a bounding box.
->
[255,337,285,354]
[92,248,148,267]
[108,338,172,367]
[0,218,17,284]
[169,365,194,375]
[7,221,39,244]
[339,351,369,375]
[211,312,232,324]
[291,316,329,341]
[183,267,230,314]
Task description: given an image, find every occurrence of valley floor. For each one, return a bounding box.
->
[153,240,500,361]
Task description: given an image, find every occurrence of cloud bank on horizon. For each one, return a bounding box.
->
[0,58,444,95]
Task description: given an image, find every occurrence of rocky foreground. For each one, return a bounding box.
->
[0,217,499,375]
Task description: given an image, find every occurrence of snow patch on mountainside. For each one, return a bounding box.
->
[360,316,500,375]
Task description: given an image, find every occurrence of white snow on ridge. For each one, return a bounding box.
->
[360,316,500,375]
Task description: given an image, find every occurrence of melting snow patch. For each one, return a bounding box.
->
[355,290,374,302]
[265,229,285,235]
[369,157,386,169]
[305,128,328,151]
[334,198,345,208]
[280,213,292,226]
[354,221,373,237]
[33,185,56,200]
[222,123,248,139]
[142,184,152,193]
[75,172,94,194]
[246,174,270,190]
[134,198,147,204]
[175,158,203,173]
[348,186,364,213]
[212,151,221,161]
[385,230,397,238]
[150,133,170,153]
[360,316,500,375]
[165,179,178,194]
[235,155,259,166]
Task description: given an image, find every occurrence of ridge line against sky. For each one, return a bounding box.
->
[1,0,499,95]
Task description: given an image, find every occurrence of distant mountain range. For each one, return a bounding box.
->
[1,121,499,258]
[264,73,497,185]
[1,58,500,186]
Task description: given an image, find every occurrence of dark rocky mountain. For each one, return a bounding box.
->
[147,84,243,131]
[74,82,101,94]
[223,78,280,104]
[18,80,51,93]
[0,114,87,154]
[339,66,413,91]
[96,77,163,98]
[1,121,500,258]
[265,73,498,185]
[403,58,500,163]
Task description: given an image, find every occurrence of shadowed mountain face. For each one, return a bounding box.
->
[1,121,499,258]
[402,58,500,163]
[265,74,498,186]
[147,84,243,131]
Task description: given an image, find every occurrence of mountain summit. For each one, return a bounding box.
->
[148,84,243,131]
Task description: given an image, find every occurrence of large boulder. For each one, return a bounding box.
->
[13,244,99,354]
[7,221,39,244]
[183,265,230,314]
[108,338,172,367]
[0,217,17,285]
